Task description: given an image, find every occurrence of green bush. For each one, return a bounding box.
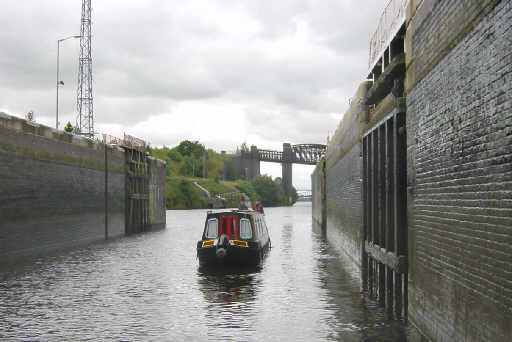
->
[167,149,182,162]
[235,179,259,201]
[165,177,206,209]
[251,175,283,207]
[197,178,236,196]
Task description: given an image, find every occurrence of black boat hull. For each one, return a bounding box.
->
[197,242,269,267]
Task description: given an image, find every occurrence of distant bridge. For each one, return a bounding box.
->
[258,144,326,165]
[224,143,326,200]
[296,189,312,202]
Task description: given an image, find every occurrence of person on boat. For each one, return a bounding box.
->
[238,198,248,210]
[252,201,264,214]
[64,121,73,133]
[253,201,264,214]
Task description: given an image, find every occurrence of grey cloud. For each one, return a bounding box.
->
[244,108,337,145]
[1,0,384,146]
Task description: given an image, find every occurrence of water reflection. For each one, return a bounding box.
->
[313,235,411,341]
[197,266,260,331]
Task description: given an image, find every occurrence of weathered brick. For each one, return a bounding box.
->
[407,0,512,340]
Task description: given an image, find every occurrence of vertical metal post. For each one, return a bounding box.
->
[104,143,108,239]
[393,112,406,317]
[56,41,60,130]
[396,111,407,318]
[386,119,395,314]
[56,35,80,130]
[373,130,380,296]
[378,125,386,304]
[362,138,368,291]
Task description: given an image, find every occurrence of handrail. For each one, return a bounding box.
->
[103,133,146,152]
[368,0,408,73]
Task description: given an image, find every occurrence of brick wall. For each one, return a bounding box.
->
[0,114,126,262]
[406,1,512,340]
[405,0,502,93]
[326,145,363,266]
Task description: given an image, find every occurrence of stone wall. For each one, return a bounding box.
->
[311,158,325,231]
[326,145,364,266]
[148,157,167,229]
[405,0,511,340]
[223,152,260,181]
[0,113,125,262]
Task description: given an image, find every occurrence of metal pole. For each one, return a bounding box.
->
[56,40,60,130]
[105,142,109,239]
[56,35,80,131]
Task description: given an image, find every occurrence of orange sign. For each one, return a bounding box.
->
[202,240,215,248]
[232,240,248,248]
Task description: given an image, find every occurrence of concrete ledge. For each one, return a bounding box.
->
[148,155,167,167]
[366,53,405,105]
[0,112,114,155]
[0,112,125,173]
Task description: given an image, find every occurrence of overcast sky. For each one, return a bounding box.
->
[0,0,386,188]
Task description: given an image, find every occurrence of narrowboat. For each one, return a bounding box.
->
[197,209,271,267]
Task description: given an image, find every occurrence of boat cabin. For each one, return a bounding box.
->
[197,209,271,266]
[202,210,269,242]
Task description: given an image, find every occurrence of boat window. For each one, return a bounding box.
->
[205,218,219,239]
[239,218,252,239]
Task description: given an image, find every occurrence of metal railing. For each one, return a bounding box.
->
[258,149,283,162]
[103,133,146,152]
[368,0,408,73]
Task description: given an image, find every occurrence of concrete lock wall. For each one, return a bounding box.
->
[148,156,166,229]
[0,113,167,262]
[311,158,325,232]
[405,1,511,341]
[0,113,126,262]
[312,0,511,340]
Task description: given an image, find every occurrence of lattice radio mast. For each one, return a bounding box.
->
[76,0,94,138]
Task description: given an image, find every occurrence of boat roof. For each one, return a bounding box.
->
[206,209,262,217]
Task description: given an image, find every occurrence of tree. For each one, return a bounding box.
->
[251,175,282,206]
[291,187,299,204]
[177,140,205,158]
[167,149,183,162]
[180,155,203,177]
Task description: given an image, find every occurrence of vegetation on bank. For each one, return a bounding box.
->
[148,140,298,209]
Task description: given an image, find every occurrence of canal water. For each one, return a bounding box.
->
[0,202,419,341]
